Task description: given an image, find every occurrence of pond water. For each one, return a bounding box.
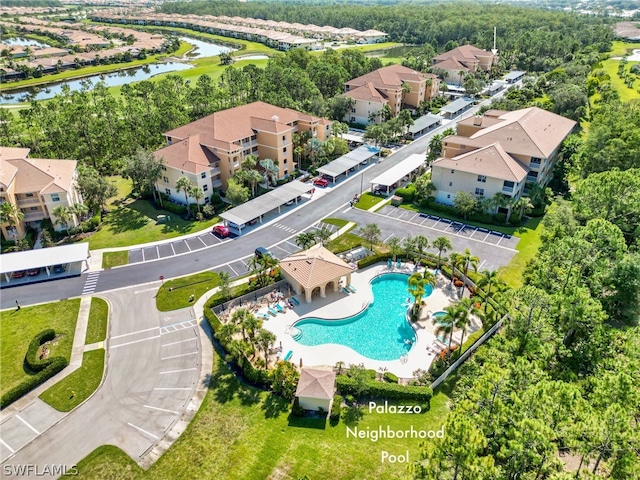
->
[181,36,231,58]
[2,37,51,48]
[365,45,416,58]
[0,62,193,104]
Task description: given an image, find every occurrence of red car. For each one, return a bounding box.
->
[313,177,329,187]
[11,270,26,279]
[212,225,230,237]
[27,268,41,277]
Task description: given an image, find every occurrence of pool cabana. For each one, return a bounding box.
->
[280,244,354,303]
[295,368,336,412]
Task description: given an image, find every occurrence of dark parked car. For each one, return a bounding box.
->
[255,247,272,259]
[212,225,231,238]
[53,264,66,273]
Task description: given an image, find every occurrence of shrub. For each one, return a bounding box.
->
[336,375,432,402]
[395,185,415,203]
[380,148,392,157]
[365,369,377,380]
[162,201,187,215]
[330,394,342,420]
[509,214,521,225]
[530,206,546,217]
[383,372,399,383]
[1,329,68,409]
[345,394,355,404]
[291,397,305,417]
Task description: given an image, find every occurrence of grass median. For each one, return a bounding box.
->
[0,299,81,398]
[156,271,222,312]
[102,251,129,269]
[85,297,109,345]
[39,349,105,412]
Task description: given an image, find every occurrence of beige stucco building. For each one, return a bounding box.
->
[279,244,354,303]
[155,102,331,203]
[295,368,336,412]
[0,147,83,240]
[341,65,440,125]
[432,45,498,86]
[431,107,576,208]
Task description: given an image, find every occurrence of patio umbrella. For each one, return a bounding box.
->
[299,358,303,368]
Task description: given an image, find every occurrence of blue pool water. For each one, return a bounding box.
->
[293,273,433,360]
[433,311,447,325]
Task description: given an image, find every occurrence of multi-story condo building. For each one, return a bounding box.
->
[432,44,498,86]
[155,101,331,203]
[0,147,83,240]
[341,65,440,125]
[431,107,576,208]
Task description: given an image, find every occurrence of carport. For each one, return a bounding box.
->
[1,243,90,283]
[220,180,314,234]
[369,154,426,194]
[408,113,443,139]
[316,145,378,183]
[440,97,474,119]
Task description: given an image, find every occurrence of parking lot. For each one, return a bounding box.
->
[377,205,520,250]
[128,231,230,264]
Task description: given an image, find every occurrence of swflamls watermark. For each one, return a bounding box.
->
[3,464,78,476]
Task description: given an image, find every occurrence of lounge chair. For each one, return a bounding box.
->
[258,312,270,320]
[275,303,284,312]
[342,287,351,294]
[284,350,293,361]
[387,258,393,269]
[396,259,402,269]
[268,307,278,316]
[290,297,300,305]
[347,284,357,293]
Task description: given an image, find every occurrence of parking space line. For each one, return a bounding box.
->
[483,232,490,242]
[160,368,197,375]
[144,405,180,415]
[15,415,39,435]
[408,213,419,222]
[227,264,238,276]
[285,240,299,248]
[496,236,504,246]
[478,259,486,271]
[432,219,441,228]
[383,233,395,242]
[156,246,160,258]
[127,422,158,440]
[342,207,351,213]
[184,240,192,252]
[112,326,160,339]
[420,217,429,225]
[111,335,161,349]
[274,245,290,254]
[161,352,197,360]
[0,437,15,453]
[197,237,207,247]
[162,338,196,347]
[170,243,176,255]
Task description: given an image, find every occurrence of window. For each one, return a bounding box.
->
[163,176,169,183]
[503,180,514,188]
[203,185,208,192]
[448,181,453,187]
[283,147,287,153]
[51,194,60,202]
[161,165,167,171]
[165,189,171,195]
[447,194,451,199]
[201,172,206,179]
[351,108,356,113]
[475,188,484,196]
[477,175,486,183]
[350,117,356,122]
[25,193,34,197]
[284,159,288,164]
[30,207,38,211]
[282,135,286,141]
[451,169,455,174]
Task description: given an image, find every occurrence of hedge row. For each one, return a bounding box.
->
[336,375,432,402]
[357,252,438,270]
[1,330,68,410]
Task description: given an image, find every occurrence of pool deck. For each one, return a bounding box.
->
[260,263,477,379]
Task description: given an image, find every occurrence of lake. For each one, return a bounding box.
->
[2,37,51,48]
[0,62,193,104]
[181,37,231,58]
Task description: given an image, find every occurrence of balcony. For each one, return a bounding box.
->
[526,175,539,183]
[502,185,514,194]
[17,198,42,207]
[23,212,46,221]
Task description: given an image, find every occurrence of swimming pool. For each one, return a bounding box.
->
[292,273,432,360]
[432,311,448,325]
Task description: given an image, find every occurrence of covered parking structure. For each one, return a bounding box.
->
[317,145,379,183]
[1,243,89,285]
[440,97,474,119]
[220,180,315,234]
[369,153,426,194]
[408,113,443,139]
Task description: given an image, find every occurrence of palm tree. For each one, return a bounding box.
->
[448,252,464,288]
[434,305,460,360]
[408,270,435,319]
[0,201,24,244]
[231,308,252,340]
[245,169,263,198]
[477,269,499,313]
[175,176,192,218]
[259,158,279,187]
[454,297,476,358]
[413,235,429,262]
[256,328,276,367]
[216,322,239,345]
[402,236,416,261]
[432,236,452,269]
[386,236,402,261]
[513,196,533,220]
[219,271,231,301]
[314,227,332,246]
[70,203,88,222]
[295,231,316,250]
[52,205,73,231]
[304,139,324,168]
[189,186,204,215]
[461,249,479,282]
[363,124,387,154]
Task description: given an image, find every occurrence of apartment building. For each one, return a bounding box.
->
[431,107,576,208]
[155,101,331,203]
[0,147,83,240]
[341,64,440,125]
[432,44,498,86]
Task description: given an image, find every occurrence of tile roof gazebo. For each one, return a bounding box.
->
[280,244,354,303]
[295,368,337,412]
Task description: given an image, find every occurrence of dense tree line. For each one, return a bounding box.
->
[161,1,613,72]
[0,48,382,173]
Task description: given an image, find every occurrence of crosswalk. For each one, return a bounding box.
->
[272,223,297,233]
[160,319,197,335]
[82,271,100,295]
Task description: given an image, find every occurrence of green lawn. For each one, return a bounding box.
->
[71,354,450,480]
[355,192,386,211]
[597,58,640,103]
[608,40,640,57]
[85,298,109,345]
[497,215,544,288]
[39,349,105,412]
[156,271,221,311]
[85,176,219,250]
[321,217,350,228]
[0,299,81,397]
[102,251,129,269]
[325,232,364,254]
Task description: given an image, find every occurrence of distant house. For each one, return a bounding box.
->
[295,368,336,413]
[0,147,83,240]
[432,45,498,86]
[341,64,440,125]
[430,107,576,209]
[155,101,331,203]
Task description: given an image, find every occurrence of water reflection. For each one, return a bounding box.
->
[2,37,51,48]
[180,37,231,58]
